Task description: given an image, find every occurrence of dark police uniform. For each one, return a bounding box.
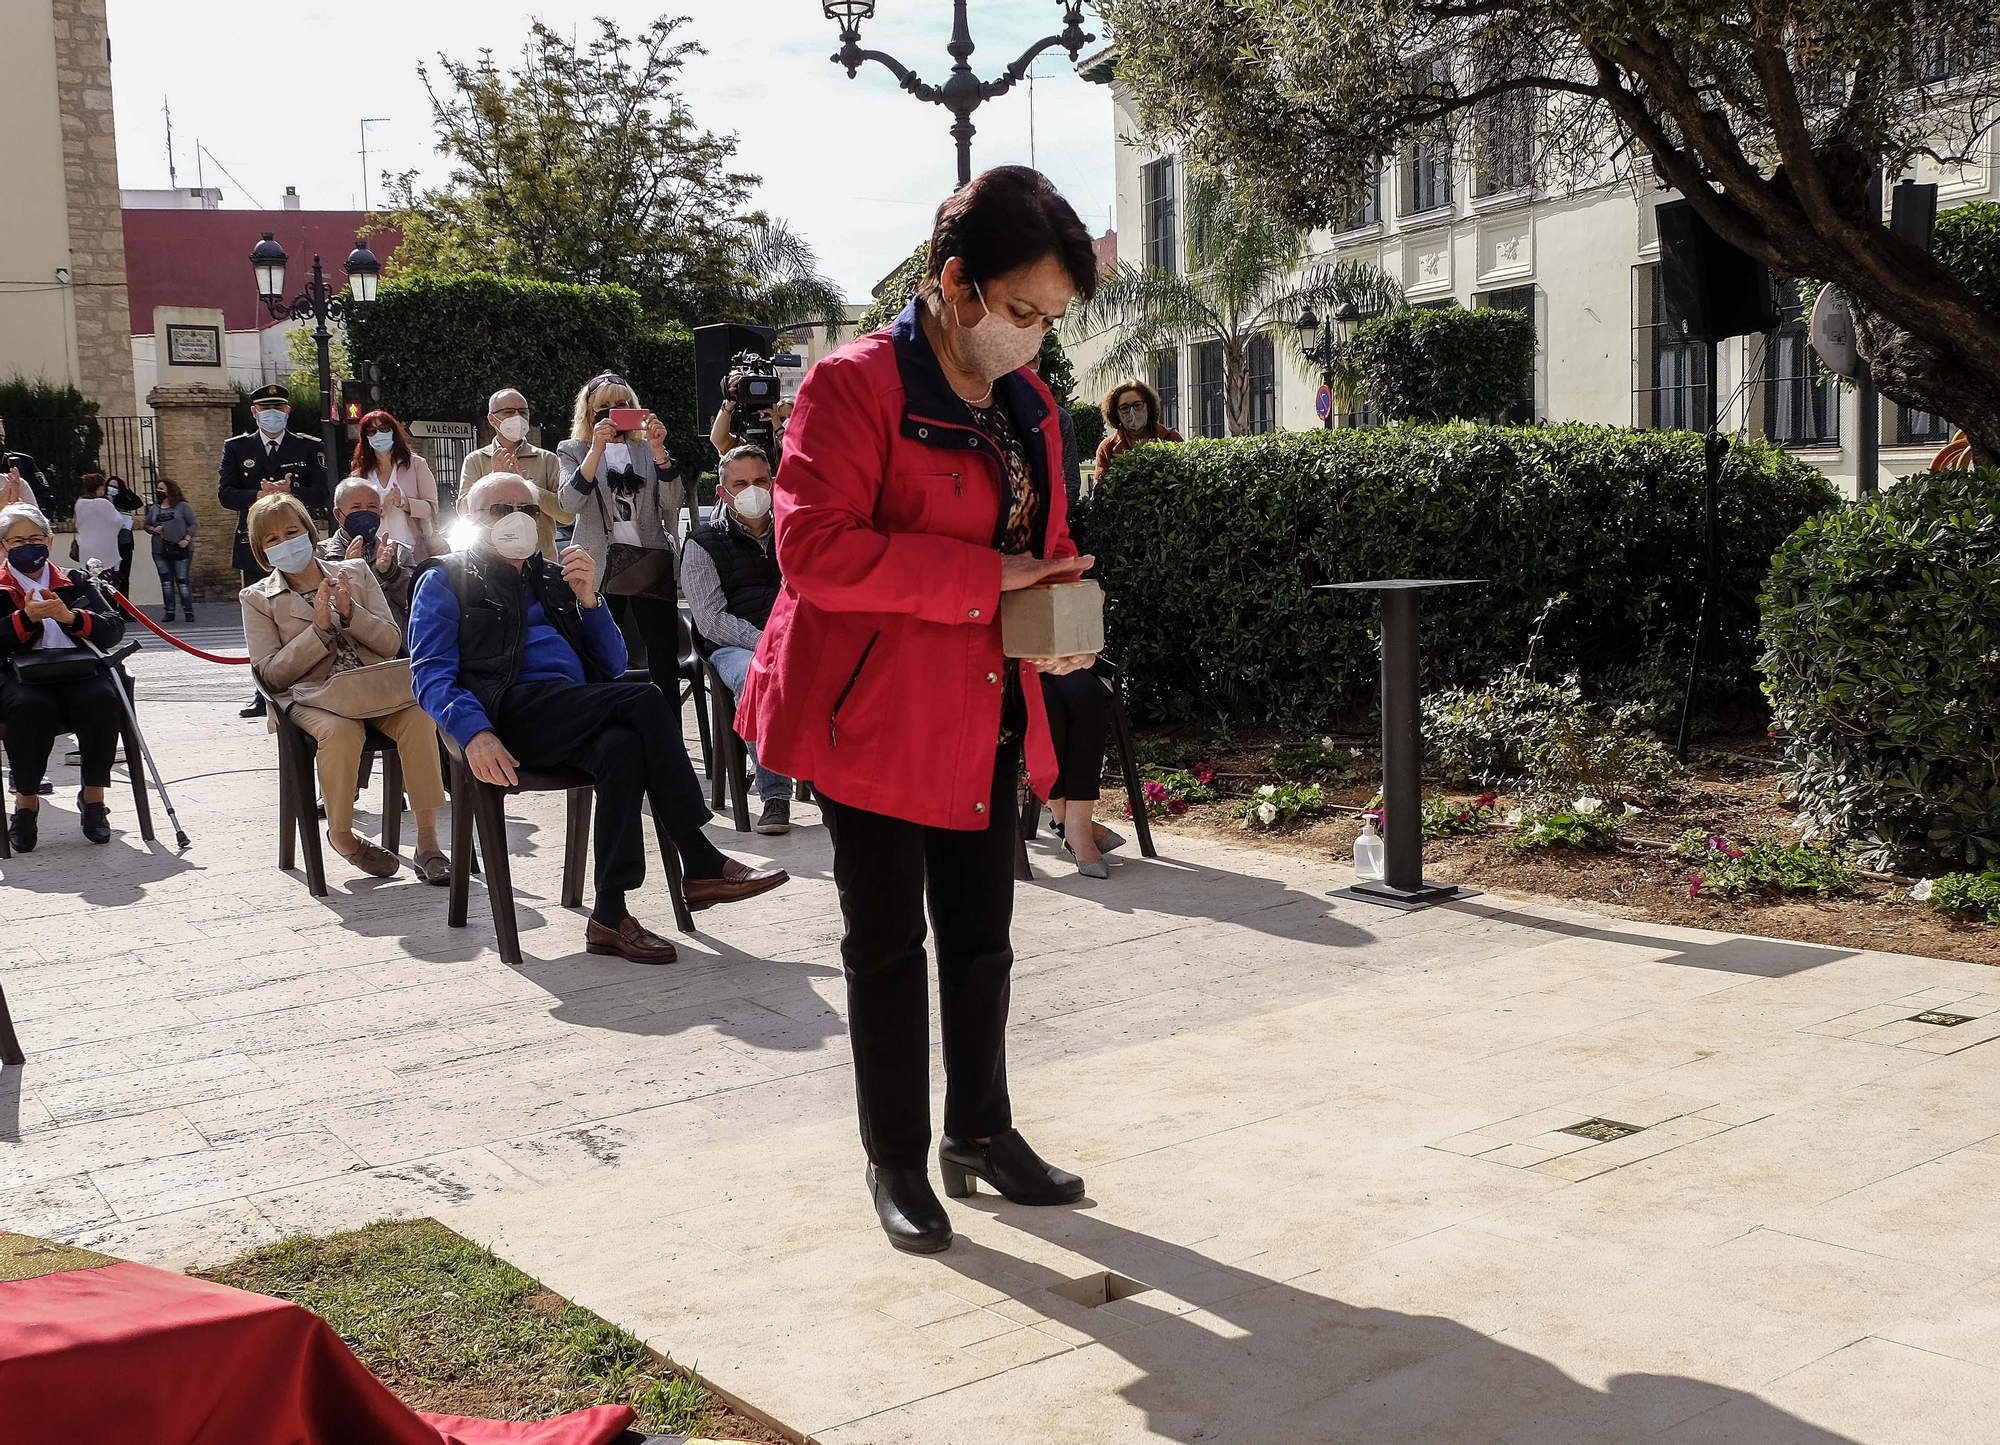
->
[216,423,328,578]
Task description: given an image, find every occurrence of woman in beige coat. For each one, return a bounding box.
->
[240,493,448,882]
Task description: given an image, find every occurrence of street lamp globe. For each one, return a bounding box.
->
[250,232,289,304]
[823,0,873,30]
[345,240,381,308]
[1294,307,1321,341]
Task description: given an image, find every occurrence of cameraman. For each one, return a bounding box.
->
[708,371,794,461]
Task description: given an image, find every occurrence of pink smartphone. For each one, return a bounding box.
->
[609,407,650,432]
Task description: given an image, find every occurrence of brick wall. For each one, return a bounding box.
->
[52,0,136,421]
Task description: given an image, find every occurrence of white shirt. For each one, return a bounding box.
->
[8,563,67,649]
[599,444,642,545]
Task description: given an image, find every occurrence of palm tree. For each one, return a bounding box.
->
[1071,174,1404,436]
[740,217,848,338]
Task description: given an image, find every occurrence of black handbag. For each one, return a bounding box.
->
[9,646,99,684]
[594,487,677,600]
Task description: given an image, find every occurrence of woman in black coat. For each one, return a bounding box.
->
[1,501,127,851]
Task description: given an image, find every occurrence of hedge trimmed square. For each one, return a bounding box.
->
[1073,424,1837,731]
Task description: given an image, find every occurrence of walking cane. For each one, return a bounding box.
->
[76,562,193,850]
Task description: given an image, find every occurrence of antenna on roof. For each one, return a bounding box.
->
[163,97,176,188]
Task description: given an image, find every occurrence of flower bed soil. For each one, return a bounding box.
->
[1118,734,2000,968]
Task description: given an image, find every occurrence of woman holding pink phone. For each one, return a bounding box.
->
[556,372,684,695]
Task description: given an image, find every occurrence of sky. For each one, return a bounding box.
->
[104,1,1117,305]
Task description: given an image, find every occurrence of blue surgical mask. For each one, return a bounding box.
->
[367,430,394,453]
[255,409,288,436]
[341,510,381,542]
[263,533,316,575]
[7,542,50,575]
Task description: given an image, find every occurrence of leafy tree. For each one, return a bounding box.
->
[383,17,756,323]
[1070,174,1404,435]
[1353,307,1537,422]
[1100,0,2000,459]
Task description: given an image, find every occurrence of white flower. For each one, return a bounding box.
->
[1257,784,1276,797]
[1257,802,1278,826]
[1574,796,1604,816]
[1319,735,1337,750]
[1505,808,1524,826]
[1911,878,1935,901]
[1623,802,1641,817]
[1350,748,1367,761]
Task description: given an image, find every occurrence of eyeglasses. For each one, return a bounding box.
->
[479,502,541,520]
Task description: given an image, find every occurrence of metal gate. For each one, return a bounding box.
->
[5,414,156,520]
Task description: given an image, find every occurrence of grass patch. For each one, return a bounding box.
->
[199,1219,783,1440]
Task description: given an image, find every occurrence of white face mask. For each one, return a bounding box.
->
[264,533,315,575]
[496,416,530,443]
[255,409,288,436]
[367,430,395,453]
[950,281,1047,383]
[1118,404,1149,432]
[730,483,772,520]
[486,511,540,560]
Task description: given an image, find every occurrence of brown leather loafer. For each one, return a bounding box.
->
[584,915,679,964]
[683,858,791,911]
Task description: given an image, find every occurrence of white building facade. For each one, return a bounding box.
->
[1073,50,1990,497]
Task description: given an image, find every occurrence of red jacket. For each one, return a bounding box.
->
[739,301,1077,829]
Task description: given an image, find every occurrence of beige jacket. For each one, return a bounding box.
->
[461,439,569,559]
[240,557,400,704]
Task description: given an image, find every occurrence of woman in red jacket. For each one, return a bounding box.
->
[741,167,1101,1254]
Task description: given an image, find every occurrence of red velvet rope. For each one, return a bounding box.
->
[108,590,253,665]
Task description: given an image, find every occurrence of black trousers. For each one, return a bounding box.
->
[608,593,680,698]
[3,672,121,791]
[495,678,708,896]
[1041,669,1108,803]
[820,746,1019,1169]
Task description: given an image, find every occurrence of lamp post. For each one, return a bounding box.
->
[1295,301,1364,429]
[249,231,379,493]
[824,1,1095,187]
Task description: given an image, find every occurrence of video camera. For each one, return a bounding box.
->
[693,324,804,462]
[727,350,784,454]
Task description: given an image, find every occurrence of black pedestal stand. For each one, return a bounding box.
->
[1319,579,1484,912]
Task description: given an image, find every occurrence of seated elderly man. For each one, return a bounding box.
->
[682,444,793,835]
[409,472,788,963]
[317,479,414,635]
[0,501,126,851]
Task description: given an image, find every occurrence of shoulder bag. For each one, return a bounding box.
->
[289,657,416,720]
[594,486,677,600]
[9,647,99,684]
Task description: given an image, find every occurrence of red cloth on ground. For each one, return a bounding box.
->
[0,1254,635,1445]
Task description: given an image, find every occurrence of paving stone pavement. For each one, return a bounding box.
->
[5,625,1999,1442]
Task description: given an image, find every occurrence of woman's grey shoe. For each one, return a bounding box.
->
[1098,828,1127,854]
[1078,859,1109,879]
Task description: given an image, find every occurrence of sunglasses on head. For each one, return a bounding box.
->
[479,502,541,520]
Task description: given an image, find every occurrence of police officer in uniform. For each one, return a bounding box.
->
[219,383,328,717]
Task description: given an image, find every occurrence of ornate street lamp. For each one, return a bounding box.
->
[249,232,379,481]
[1296,301,1366,429]
[824,0,1095,187]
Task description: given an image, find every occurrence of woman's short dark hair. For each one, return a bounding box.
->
[922,166,1098,305]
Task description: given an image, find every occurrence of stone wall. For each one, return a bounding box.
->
[147,385,238,598]
[52,0,135,421]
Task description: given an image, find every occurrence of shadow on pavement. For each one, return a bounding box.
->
[938,1209,1862,1443]
[1439,899,1858,978]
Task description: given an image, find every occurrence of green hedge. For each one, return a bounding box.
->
[1761,467,2000,870]
[1073,424,1838,730]
[1071,403,1106,460]
[0,378,100,518]
[346,271,704,471]
[1353,307,1536,423]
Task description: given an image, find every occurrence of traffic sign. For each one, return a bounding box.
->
[1315,384,1333,420]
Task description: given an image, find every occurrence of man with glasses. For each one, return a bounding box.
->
[459,387,570,557]
[409,472,788,964]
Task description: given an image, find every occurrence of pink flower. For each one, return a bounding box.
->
[1193,764,1216,786]
[1168,798,1189,816]
[1144,780,1169,804]
[1361,807,1385,826]
[1121,801,1134,819]
[1688,875,1703,897]
[1474,792,1497,809]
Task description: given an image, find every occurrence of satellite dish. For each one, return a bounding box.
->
[1809,285,1859,380]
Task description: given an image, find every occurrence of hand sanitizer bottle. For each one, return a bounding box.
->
[1353,818,1385,882]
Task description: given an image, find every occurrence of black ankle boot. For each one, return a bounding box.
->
[77,793,111,845]
[9,807,37,853]
[939,1130,1085,1205]
[867,1165,952,1254]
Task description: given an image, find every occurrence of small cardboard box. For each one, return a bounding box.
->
[1001,580,1104,658]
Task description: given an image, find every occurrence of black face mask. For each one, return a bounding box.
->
[342,511,382,542]
[7,542,50,575]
